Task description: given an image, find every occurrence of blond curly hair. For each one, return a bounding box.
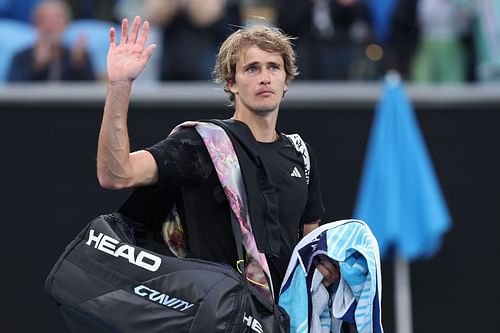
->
[213,25,298,104]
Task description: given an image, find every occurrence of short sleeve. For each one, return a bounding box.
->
[145,127,214,189]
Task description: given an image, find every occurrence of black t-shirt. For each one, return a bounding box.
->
[144,125,325,292]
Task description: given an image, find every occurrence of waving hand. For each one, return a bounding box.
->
[107,16,156,83]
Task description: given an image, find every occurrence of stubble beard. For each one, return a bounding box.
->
[234,93,281,118]
[249,99,281,116]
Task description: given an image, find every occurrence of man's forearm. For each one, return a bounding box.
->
[97,81,134,189]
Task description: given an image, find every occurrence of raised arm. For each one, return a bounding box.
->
[97,16,157,190]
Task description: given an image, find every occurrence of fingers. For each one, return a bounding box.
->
[138,20,150,49]
[71,35,87,64]
[140,43,157,64]
[317,263,339,288]
[75,34,87,49]
[145,44,157,57]
[316,264,330,277]
[118,17,148,47]
[130,16,141,44]
[314,255,340,288]
[120,18,128,45]
[109,27,116,48]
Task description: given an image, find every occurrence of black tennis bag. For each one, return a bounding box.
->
[45,213,289,333]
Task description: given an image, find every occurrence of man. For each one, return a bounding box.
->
[7,0,95,82]
[97,16,336,300]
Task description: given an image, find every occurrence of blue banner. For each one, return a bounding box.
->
[354,76,452,260]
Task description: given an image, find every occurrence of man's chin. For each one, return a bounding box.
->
[251,103,279,114]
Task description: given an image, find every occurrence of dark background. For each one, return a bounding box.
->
[1,85,499,332]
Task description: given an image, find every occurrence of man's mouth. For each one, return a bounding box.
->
[257,89,274,96]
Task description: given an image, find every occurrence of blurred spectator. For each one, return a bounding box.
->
[381,0,419,80]
[7,0,95,82]
[64,0,118,21]
[0,0,41,22]
[277,0,376,80]
[470,0,500,83]
[146,0,241,81]
[410,0,472,84]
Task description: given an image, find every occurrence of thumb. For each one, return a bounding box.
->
[139,44,157,63]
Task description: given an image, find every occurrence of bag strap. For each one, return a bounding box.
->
[172,121,275,301]
[208,118,281,257]
[229,210,277,311]
[284,133,310,185]
[213,119,311,186]
[228,209,245,276]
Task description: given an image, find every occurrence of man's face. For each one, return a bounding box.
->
[35,4,68,43]
[229,45,288,115]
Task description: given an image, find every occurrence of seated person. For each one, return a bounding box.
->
[7,0,95,82]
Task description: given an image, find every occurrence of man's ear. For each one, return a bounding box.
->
[227,79,238,94]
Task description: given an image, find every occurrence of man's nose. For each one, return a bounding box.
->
[259,69,271,85]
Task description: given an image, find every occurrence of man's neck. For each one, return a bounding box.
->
[232,110,279,143]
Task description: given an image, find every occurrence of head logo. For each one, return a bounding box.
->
[85,229,161,272]
[243,312,264,333]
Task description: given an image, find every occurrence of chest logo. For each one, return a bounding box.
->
[290,167,302,178]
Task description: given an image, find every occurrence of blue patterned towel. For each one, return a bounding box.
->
[279,219,383,333]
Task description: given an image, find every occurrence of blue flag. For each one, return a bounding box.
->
[354,76,452,260]
[364,0,398,44]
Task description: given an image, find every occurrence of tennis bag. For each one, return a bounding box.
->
[45,212,290,333]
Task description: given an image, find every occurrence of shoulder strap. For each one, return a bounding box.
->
[206,119,281,258]
[191,121,275,300]
[284,133,310,185]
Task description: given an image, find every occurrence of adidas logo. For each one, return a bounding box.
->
[290,167,302,178]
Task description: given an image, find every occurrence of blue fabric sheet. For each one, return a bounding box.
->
[354,78,452,260]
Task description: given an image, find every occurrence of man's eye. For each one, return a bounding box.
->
[246,66,257,73]
[270,64,280,71]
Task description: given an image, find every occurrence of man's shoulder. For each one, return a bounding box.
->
[280,132,312,184]
[168,126,204,143]
[12,47,34,61]
[281,133,310,152]
[147,126,206,157]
